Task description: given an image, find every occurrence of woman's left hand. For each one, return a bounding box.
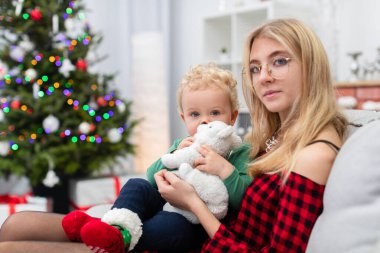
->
[155,170,201,211]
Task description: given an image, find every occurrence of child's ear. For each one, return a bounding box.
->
[180,113,185,122]
[231,110,239,125]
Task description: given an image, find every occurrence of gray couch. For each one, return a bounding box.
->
[307,109,380,253]
[88,109,380,253]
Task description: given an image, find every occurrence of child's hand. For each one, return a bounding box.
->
[178,137,194,149]
[194,145,234,180]
[155,170,200,211]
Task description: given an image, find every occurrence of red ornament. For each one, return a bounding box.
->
[97,97,107,107]
[89,124,96,132]
[30,9,42,21]
[11,100,21,109]
[76,59,87,72]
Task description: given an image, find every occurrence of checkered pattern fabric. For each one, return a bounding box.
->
[201,172,325,253]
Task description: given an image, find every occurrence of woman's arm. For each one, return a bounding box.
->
[154,170,221,238]
[155,168,326,252]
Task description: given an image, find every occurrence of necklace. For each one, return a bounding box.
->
[265,134,279,152]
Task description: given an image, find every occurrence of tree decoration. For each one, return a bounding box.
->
[116,101,126,113]
[19,36,35,52]
[52,14,59,33]
[78,122,91,134]
[97,96,107,107]
[10,100,21,109]
[14,0,25,16]
[0,110,5,122]
[42,169,60,187]
[30,8,42,21]
[88,96,99,110]
[9,67,20,76]
[0,60,8,79]
[42,114,60,133]
[9,46,25,62]
[41,154,59,187]
[0,141,10,156]
[59,58,75,77]
[75,59,87,72]
[64,17,85,38]
[52,33,67,50]
[33,83,40,99]
[107,128,122,143]
[25,68,37,80]
[89,123,96,132]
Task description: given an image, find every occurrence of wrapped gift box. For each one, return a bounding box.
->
[69,174,145,211]
[0,196,49,226]
[0,175,31,196]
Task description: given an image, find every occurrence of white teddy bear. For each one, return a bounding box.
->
[161,121,242,224]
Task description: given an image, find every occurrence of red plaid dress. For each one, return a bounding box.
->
[201,172,325,253]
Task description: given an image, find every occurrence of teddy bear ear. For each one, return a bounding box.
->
[217,125,233,138]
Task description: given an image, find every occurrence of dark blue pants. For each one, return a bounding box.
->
[112,178,208,252]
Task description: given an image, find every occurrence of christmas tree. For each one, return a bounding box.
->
[0,0,137,211]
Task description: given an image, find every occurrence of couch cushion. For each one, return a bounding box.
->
[344,109,380,139]
[306,119,380,253]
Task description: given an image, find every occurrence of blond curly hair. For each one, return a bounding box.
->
[177,63,239,114]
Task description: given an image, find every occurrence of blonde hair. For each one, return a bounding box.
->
[177,62,239,114]
[242,18,347,181]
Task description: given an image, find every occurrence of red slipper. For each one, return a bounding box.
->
[62,210,99,242]
[80,220,130,253]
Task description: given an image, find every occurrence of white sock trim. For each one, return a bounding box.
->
[101,208,143,250]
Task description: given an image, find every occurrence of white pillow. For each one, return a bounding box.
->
[306,120,380,253]
[373,237,380,253]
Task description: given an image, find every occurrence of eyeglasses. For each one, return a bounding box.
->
[249,57,291,83]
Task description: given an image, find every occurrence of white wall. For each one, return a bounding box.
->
[168,0,220,140]
[83,0,131,99]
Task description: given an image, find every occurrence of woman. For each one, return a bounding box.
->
[155,18,348,252]
[0,18,347,253]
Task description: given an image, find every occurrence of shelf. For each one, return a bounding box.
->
[234,1,272,14]
[335,80,380,87]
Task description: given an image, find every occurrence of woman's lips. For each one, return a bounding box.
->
[263,90,280,98]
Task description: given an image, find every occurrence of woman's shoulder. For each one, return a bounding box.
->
[293,125,342,185]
